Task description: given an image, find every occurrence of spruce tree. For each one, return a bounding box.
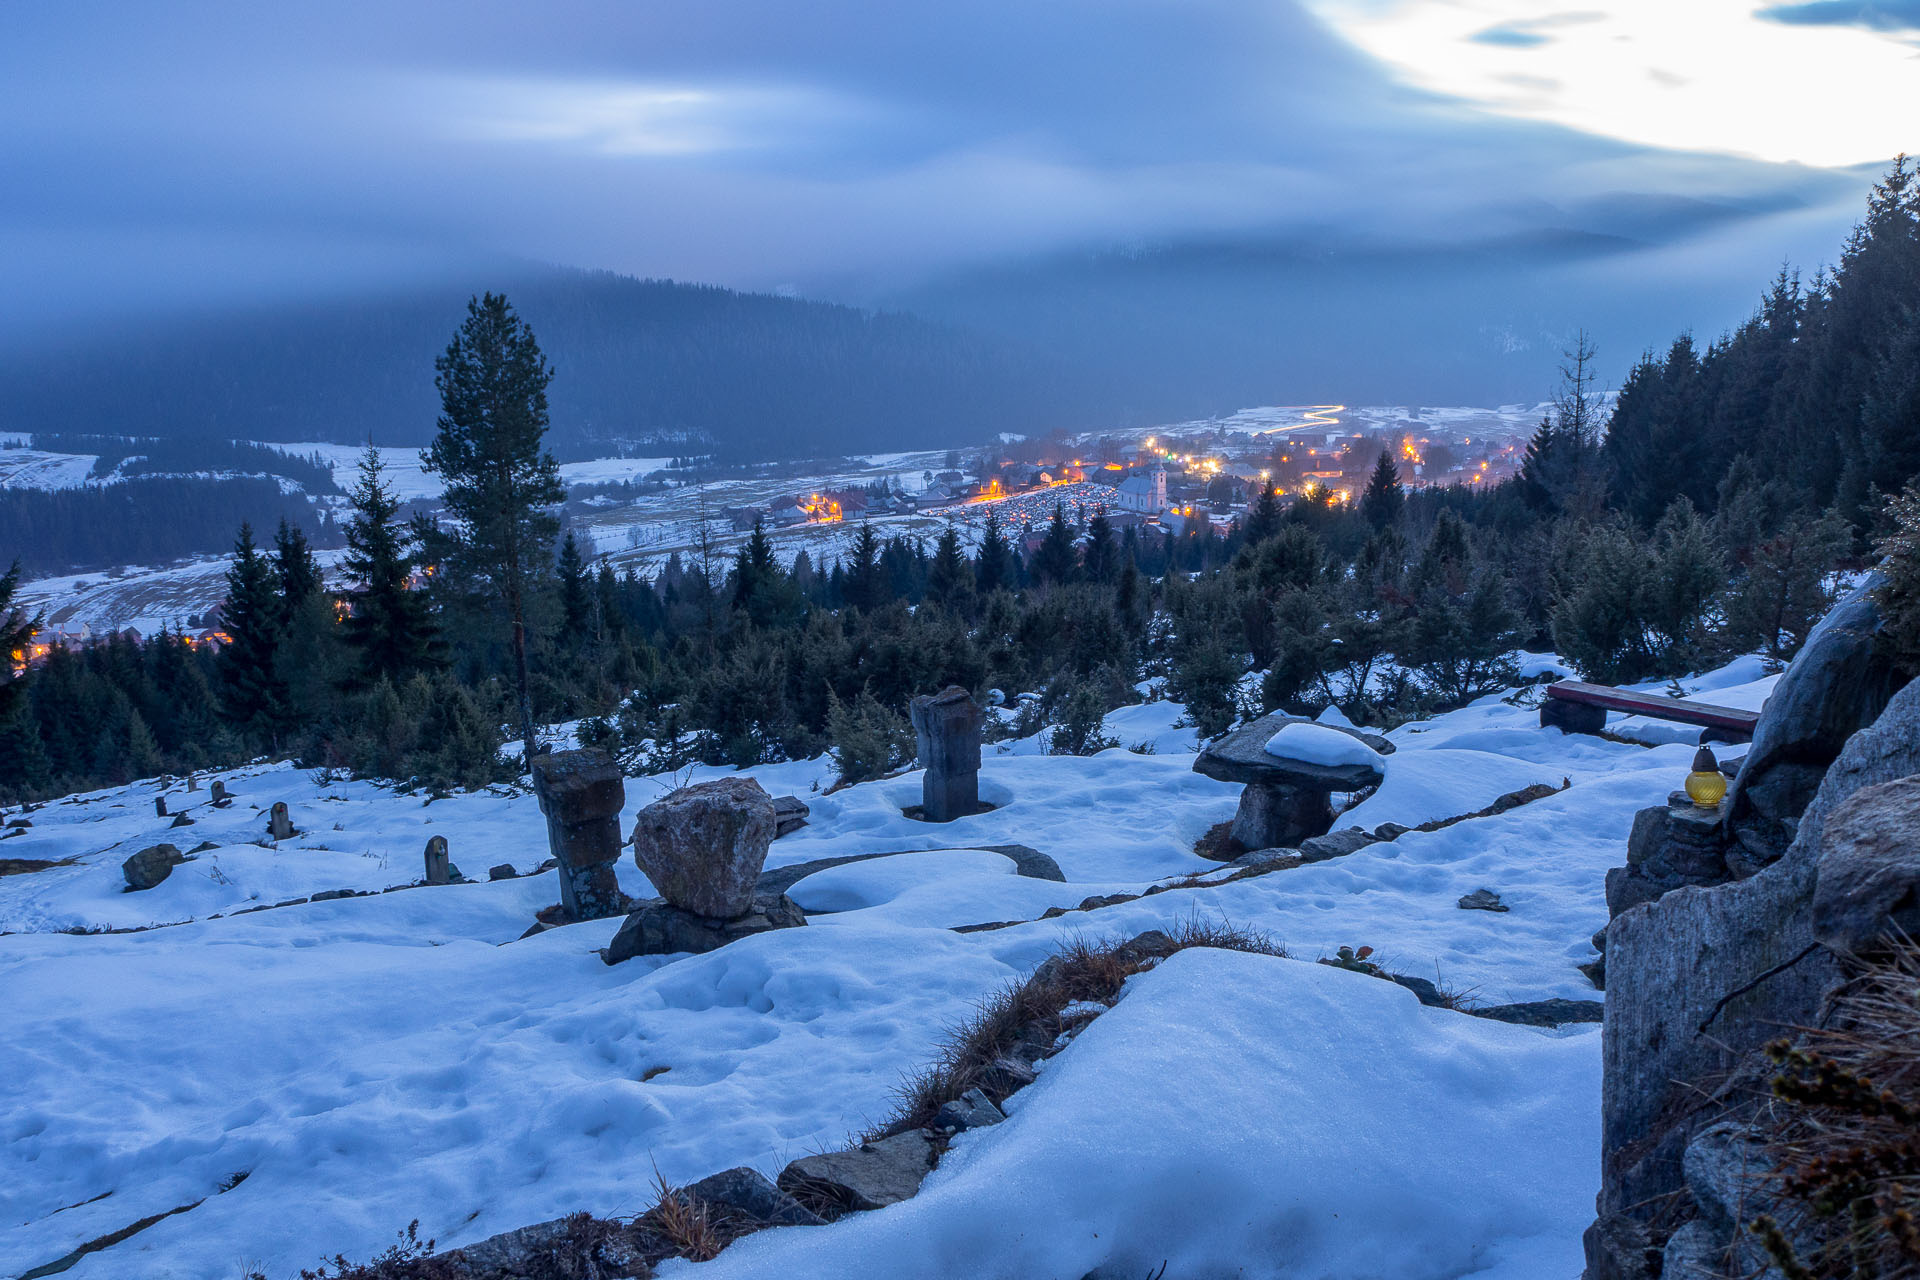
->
[341,447,438,685]
[926,525,972,608]
[421,292,564,766]
[1082,511,1118,584]
[1242,484,1282,545]
[558,531,593,639]
[844,523,885,611]
[977,510,1014,594]
[1032,503,1079,585]
[1360,452,1403,529]
[217,523,288,746]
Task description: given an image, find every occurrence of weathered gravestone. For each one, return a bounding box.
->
[1192,712,1391,852]
[155,795,168,818]
[210,779,232,808]
[424,834,451,886]
[909,686,983,822]
[268,801,294,841]
[530,749,627,921]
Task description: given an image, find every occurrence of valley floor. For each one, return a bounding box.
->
[0,660,1778,1279]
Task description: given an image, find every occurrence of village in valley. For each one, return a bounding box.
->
[6,403,1537,653]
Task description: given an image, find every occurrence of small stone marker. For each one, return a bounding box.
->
[909,686,983,822]
[155,795,168,818]
[187,772,199,793]
[424,835,451,885]
[268,801,294,841]
[211,779,232,808]
[531,748,627,921]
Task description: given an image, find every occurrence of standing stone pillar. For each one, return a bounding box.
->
[424,835,451,885]
[211,780,232,808]
[532,748,627,921]
[1229,782,1332,851]
[909,686,983,822]
[155,794,169,818]
[268,801,294,841]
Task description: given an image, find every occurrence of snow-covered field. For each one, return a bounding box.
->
[0,665,1768,1279]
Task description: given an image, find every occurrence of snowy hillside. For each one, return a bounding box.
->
[0,664,1772,1278]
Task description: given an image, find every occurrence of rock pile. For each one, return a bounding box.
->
[606,776,804,964]
[1192,711,1391,850]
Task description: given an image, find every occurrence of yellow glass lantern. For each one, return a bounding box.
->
[1685,746,1727,809]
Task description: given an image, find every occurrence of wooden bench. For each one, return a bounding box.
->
[1539,680,1760,743]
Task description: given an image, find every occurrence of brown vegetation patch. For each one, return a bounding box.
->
[1750,942,1920,1278]
[0,856,75,877]
[864,916,1287,1143]
[1191,819,1240,862]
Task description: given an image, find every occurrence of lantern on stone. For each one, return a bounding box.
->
[1684,746,1727,809]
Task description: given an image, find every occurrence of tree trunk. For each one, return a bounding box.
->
[508,568,537,769]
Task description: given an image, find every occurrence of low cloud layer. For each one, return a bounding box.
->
[0,0,1883,350]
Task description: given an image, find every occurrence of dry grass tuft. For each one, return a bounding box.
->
[1752,940,1920,1278]
[638,1170,723,1264]
[863,914,1287,1142]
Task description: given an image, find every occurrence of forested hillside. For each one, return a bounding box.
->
[0,270,1082,459]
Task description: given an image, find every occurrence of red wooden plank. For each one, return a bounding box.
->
[1544,680,1760,731]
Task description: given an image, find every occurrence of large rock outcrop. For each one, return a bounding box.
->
[1586,665,1920,1278]
[1722,573,1898,873]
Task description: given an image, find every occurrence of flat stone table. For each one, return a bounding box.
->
[1192,712,1392,850]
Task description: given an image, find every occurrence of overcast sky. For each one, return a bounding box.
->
[1,0,1911,339]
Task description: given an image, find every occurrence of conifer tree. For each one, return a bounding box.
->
[1360,452,1403,529]
[1083,511,1118,583]
[341,447,438,685]
[926,525,972,608]
[1242,484,1282,545]
[217,522,289,745]
[1032,503,1079,585]
[558,531,593,639]
[844,523,885,612]
[421,293,564,765]
[976,510,1014,594]
[272,519,322,626]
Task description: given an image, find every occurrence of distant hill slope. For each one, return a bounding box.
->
[875,228,1756,413]
[0,269,1090,460]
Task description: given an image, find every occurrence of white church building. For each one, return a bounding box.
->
[1110,463,1169,514]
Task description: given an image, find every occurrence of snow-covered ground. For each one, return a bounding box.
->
[0,665,1772,1279]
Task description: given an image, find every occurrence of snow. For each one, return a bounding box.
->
[680,948,1599,1280]
[0,654,1782,1279]
[1264,720,1385,769]
[0,447,98,490]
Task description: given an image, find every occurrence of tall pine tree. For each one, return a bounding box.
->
[1360,453,1403,529]
[421,293,564,765]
